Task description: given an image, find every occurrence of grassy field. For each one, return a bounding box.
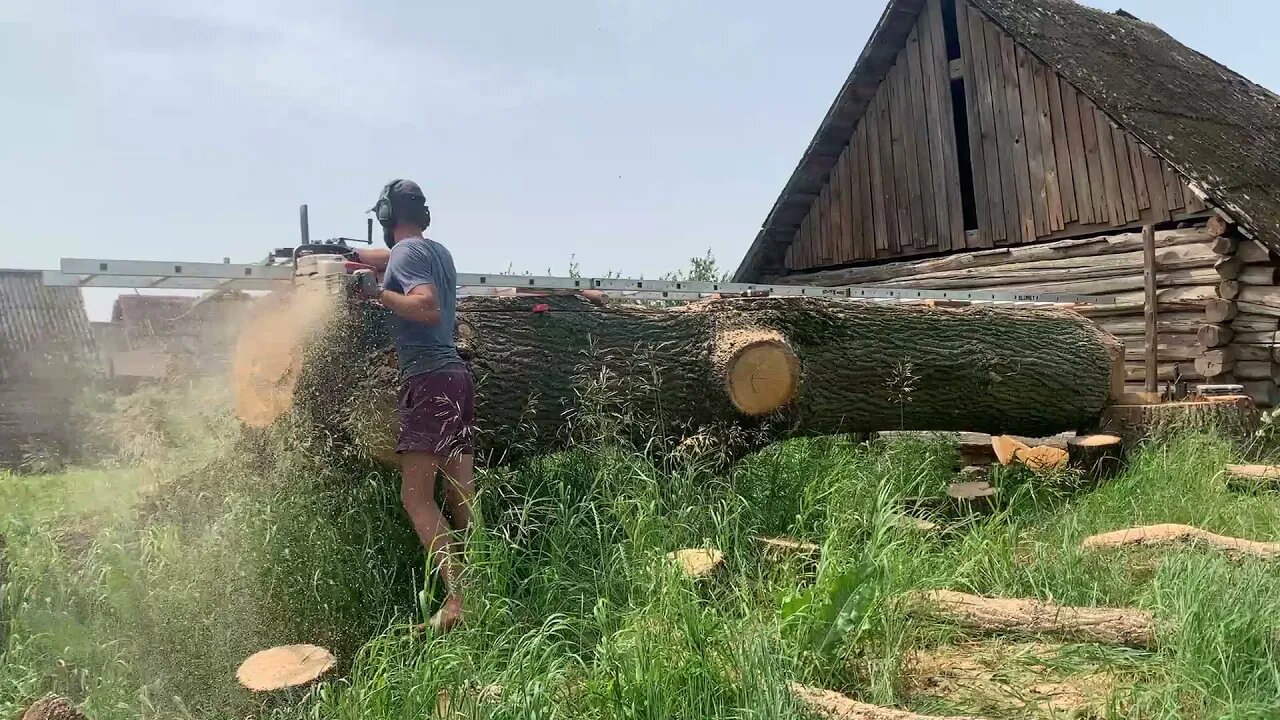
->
[3,386,1280,719]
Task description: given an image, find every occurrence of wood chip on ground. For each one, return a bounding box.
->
[789,683,987,720]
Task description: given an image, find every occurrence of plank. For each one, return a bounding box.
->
[1140,145,1169,223]
[844,132,864,262]
[1092,105,1125,225]
[1016,46,1049,237]
[952,0,981,248]
[1048,75,1078,224]
[982,16,1018,244]
[871,82,896,253]
[1110,123,1141,222]
[1078,95,1109,224]
[1184,184,1207,213]
[1060,80,1093,225]
[1162,161,1186,212]
[1033,59,1065,231]
[831,150,849,264]
[818,180,833,265]
[956,3,994,246]
[904,25,935,247]
[926,0,963,250]
[920,0,952,250]
[1143,224,1158,393]
[887,60,913,252]
[784,237,794,270]
[857,121,877,260]
[1127,137,1151,211]
[795,205,809,268]
[999,33,1036,242]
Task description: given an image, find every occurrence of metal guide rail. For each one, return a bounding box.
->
[45,258,1111,306]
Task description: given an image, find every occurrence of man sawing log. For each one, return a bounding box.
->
[236,285,1126,469]
[352,178,475,633]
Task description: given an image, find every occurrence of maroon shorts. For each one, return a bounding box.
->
[396,365,477,457]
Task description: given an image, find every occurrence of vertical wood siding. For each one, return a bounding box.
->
[783,0,1208,272]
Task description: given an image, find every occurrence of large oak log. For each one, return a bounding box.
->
[234,293,1122,465]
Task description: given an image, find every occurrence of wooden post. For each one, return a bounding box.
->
[1143,225,1158,393]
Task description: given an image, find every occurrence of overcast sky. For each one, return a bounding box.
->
[3,0,1276,320]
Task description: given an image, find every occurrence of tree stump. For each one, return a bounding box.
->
[1067,434,1124,479]
[236,644,335,692]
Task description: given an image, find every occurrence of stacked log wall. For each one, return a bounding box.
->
[778,224,1280,405]
[1197,218,1280,406]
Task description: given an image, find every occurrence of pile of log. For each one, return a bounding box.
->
[782,228,1219,400]
[1196,217,1280,406]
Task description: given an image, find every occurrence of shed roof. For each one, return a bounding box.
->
[111,295,197,328]
[734,0,1280,281]
[0,270,98,380]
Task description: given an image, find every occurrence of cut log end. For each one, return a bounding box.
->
[236,644,336,692]
[666,548,725,578]
[1067,434,1124,479]
[991,435,1030,466]
[714,330,799,416]
[1013,445,1070,472]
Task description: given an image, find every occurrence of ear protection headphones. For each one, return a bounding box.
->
[372,179,431,230]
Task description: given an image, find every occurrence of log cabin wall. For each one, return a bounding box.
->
[784,0,1209,274]
[1202,223,1280,407]
[784,224,1280,408]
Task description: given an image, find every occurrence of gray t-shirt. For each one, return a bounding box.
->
[382,237,463,379]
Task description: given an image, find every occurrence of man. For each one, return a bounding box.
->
[357,179,473,632]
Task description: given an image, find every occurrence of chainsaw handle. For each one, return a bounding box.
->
[292,243,359,264]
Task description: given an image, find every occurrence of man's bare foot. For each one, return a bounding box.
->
[428,595,464,634]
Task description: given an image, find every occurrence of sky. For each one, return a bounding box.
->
[2,0,1278,321]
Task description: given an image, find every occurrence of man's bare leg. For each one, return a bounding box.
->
[400,451,463,632]
[441,452,476,535]
[435,452,475,629]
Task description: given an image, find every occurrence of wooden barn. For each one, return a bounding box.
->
[734,0,1280,406]
[0,270,99,465]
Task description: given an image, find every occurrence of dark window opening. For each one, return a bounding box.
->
[941,0,963,60]
[950,78,979,231]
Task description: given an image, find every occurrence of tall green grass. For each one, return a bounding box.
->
[3,387,1280,719]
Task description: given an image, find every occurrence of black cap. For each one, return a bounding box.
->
[389,179,425,202]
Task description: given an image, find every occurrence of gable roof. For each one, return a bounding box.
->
[0,270,97,380]
[734,0,1280,281]
[111,295,197,329]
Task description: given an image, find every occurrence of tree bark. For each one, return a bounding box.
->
[237,294,1122,465]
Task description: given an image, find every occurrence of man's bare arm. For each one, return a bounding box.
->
[355,248,391,271]
[380,283,442,326]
